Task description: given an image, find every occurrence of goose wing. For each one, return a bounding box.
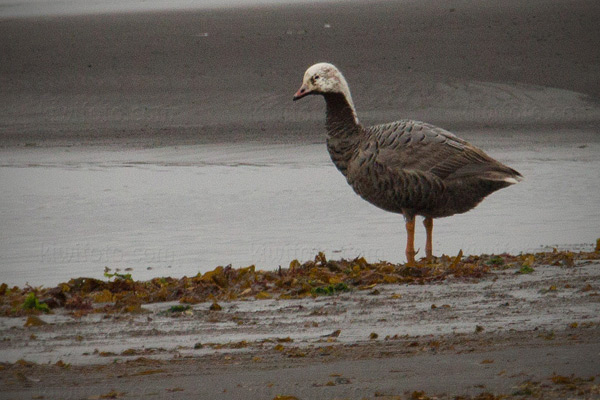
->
[369,120,520,182]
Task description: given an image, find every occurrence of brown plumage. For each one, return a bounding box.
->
[293,63,523,264]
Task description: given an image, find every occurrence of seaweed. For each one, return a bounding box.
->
[167,305,191,313]
[311,282,350,296]
[24,315,46,327]
[0,248,598,316]
[517,265,535,274]
[486,255,505,266]
[103,271,133,281]
[22,293,50,313]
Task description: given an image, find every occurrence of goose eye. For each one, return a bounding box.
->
[314,75,320,80]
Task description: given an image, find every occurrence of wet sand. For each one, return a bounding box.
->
[2,258,600,399]
[1,0,599,148]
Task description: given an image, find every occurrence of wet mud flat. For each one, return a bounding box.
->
[1,252,599,399]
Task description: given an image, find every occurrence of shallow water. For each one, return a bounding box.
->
[1,130,598,286]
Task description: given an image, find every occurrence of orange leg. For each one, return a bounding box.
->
[423,217,433,262]
[405,217,416,265]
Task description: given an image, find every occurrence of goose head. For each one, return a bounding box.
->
[293,62,355,108]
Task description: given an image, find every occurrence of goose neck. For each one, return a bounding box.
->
[324,92,361,138]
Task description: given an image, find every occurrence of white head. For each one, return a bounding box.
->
[292,62,355,110]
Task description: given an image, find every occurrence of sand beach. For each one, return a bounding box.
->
[1,0,600,398]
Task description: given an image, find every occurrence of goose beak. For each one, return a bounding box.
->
[293,84,310,101]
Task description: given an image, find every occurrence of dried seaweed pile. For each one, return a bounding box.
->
[1,248,598,317]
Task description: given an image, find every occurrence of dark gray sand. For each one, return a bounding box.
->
[1,0,599,147]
